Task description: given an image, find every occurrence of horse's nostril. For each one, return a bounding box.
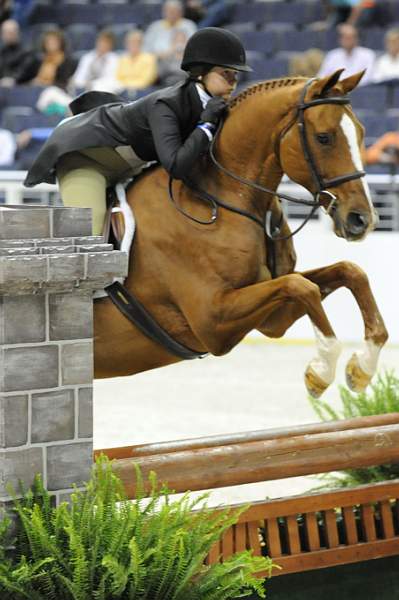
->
[346,211,369,235]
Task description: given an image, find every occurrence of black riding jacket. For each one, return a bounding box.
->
[24,79,210,187]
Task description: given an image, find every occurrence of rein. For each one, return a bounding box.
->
[168,78,366,244]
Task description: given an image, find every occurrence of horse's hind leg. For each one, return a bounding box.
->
[259,261,388,393]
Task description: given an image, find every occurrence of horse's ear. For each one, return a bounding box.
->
[336,70,366,94]
[308,69,345,98]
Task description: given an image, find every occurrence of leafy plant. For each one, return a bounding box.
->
[309,370,399,489]
[0,456,276,600]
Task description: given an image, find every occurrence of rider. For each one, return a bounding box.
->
[24,27,252,236]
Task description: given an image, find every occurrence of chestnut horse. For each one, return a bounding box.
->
[93,70,388,398]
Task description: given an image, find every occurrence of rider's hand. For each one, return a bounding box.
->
[200,97,228,125]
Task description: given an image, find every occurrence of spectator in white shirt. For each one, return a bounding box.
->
[372,28,399,83]
[144,0,196,59]
[72,30,120,93]
[318,24,375,86]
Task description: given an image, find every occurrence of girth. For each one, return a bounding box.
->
[105,281,208,360]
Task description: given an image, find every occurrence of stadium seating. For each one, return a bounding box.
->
[1,0,399,173]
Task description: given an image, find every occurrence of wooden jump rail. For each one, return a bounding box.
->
[95,413,399,576]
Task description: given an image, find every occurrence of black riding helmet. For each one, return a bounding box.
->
[181,27,252,73]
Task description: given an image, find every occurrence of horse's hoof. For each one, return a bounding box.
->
[345,353,372,392]
[305,366,329,398]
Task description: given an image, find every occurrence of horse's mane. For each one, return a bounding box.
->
[230,77,307,109]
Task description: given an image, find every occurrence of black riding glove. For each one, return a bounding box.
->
[200,97,228,125]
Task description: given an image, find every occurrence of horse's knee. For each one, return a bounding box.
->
[283,274,321,305]
[336,261,368,287]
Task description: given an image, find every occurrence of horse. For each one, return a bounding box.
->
[93,70,388,398]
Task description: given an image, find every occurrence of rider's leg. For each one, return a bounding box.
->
[57,152,107,236]
[57,148,134,236]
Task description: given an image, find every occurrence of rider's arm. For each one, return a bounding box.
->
[148,99,210,179]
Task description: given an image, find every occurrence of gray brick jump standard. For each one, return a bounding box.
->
[0,206,127,507]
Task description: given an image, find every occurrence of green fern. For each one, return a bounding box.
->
[309,370,399,488]
[0,456,276,599]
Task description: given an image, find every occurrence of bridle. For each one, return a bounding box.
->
[168,77,366,243]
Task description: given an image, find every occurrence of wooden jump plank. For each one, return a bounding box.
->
[234,522,247,553]
[305,512,321,551]
[263,538,399,576]
[94,414,399,460]
[361,504,377,541]
[233,480,399,522]
[265,518,282,557]
[247,522,262,556]
[207,541,220,565]
[286,514,301,554]
[111,425,399,497]
[379,500,395,539]
[222,527,234,560]
[343,506,358,545]
[323,509,340,548]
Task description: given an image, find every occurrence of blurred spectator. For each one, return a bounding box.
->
[12,0,35,26]
[317,24,375,85]
[116,30,158,90]
[289,49,325,77]
[0,0,12,25]
[36,85,72,117]
[157,29,188,85]
[0,19,38,85]
[327,0,390,28]
[372,28,399,83]
[144,0,196,58]
[0,128,32,166]
[34,29,77,89]
[184,0,229,28]
[348,0,391,28]
[326,0,361,27]
[72,30,120,93]
[364,132,399,164]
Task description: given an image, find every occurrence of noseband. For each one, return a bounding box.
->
[168,78,366,241]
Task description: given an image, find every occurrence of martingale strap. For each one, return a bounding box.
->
[105,281,208,360]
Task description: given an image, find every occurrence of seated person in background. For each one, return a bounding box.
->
[34,29,77,89]
[0,0,12,25]
[364,132,399,164]
[372,28,399,83]
[326,0,361,28]
[348,0,391,28]
[0,128,34,167]
[317,24,375,85]
[12,0,35,26]
[289,48,325,77]
[184,0,229,28]
[157,30,188,86]
[36,85,73,117]
[144,0,196,59]
[116,30,158,91]
[72,30,119,93]
[0,19,38,85]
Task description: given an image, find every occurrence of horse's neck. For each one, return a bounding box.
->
[207,83,301,217]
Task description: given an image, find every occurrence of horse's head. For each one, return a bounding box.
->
[278,70,377,240]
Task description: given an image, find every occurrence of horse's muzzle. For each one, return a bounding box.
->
[343,210,372,240]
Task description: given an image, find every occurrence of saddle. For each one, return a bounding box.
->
[103,182,136,253]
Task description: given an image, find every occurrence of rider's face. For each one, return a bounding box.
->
[202,67,239,100]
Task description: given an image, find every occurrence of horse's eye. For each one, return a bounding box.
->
[316,132,333,145]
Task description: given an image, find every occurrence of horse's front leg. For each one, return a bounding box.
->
[187,273,341,397]
[303,261,388,392]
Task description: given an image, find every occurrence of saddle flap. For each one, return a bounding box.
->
[111,207,126,245]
